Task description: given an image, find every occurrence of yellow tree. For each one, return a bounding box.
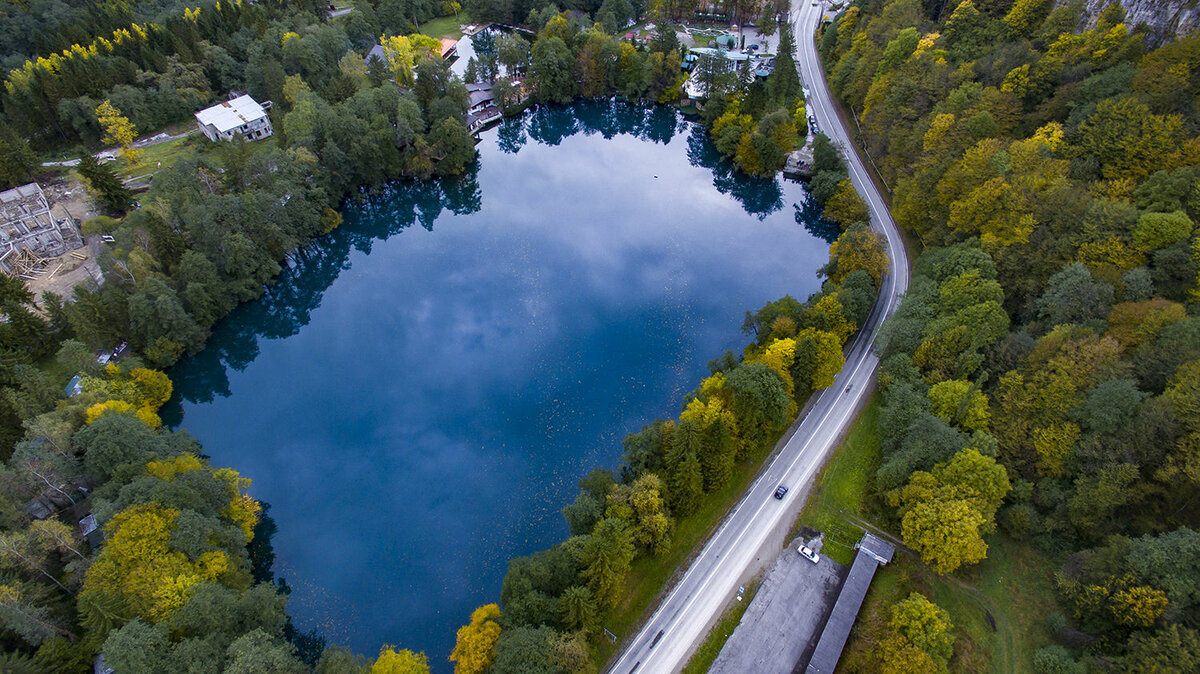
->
[84,400,161,428]
[371,646,430,673]
[750,337,797,396]
[95,100,141,163]
[878,592,954,673]
[80,503,229,621]
[927,379,990,432]
[890,448,1010,573]
[808,294,856,343]
[380,34,442,86]
[900,494,988,574]
[450,604,501,674]
[824,180,870,228]
[827,223,888,286]
[796,328,845,391]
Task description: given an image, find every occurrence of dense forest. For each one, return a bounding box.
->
[816,0,1200,669]
[4,0,1194,668]
[0,0,863,670]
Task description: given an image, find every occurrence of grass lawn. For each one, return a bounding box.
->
[790,394,881,565]
[420,14,469,40]
[114,133,202,180]
[950,535,1060,673]
[681,577,760,674]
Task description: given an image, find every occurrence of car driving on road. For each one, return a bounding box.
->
[774,485,788,499]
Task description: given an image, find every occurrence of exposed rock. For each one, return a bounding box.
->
[1064,0,1200,47]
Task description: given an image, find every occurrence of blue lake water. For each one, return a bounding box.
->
[163,101,836,667]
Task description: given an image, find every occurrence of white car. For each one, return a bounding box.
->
[798,545,820,563]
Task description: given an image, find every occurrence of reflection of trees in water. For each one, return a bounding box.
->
[504,100,783,218]
[685,124,783,219]
[167,100,801,408]
[793,191,841,244]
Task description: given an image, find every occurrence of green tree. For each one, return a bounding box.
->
[224,628,307,673]
[429,118,475,175]
[725,362,792,455]
[530,37,575,103]
[1133,211,1194,252]
[669,450,704,517]
[490,626,556,674]
[767,23,800,106]
[1036,263,1114,327]
[580,518,635,610]
[496,34,531,74]
[0,131,36,190]
[1123,624,1200,673]
[76,154,132,213]
[102,620,172,674]
[558,586,598,634]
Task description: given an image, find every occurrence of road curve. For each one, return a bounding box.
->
[605,4,911,673]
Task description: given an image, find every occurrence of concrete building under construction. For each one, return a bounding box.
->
[0,182,83,279]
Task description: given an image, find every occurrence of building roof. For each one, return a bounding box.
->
[859,532,896,564]
[469,88,494,108]
[195,95,268,133]
[805,533,897,674]
[365,44,386,65]
[440,37,458,57]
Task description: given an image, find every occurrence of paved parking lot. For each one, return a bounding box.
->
[710,537,847,674]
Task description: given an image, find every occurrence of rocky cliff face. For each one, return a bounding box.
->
[1064,0,1199,45]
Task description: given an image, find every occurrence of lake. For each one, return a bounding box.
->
[163,100,836,667]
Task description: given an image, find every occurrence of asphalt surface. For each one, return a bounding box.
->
[605,2,911,672]
[710,538,845,674]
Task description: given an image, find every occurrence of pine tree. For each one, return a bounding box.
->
[76,155,132,213]
[767,22,801,107]
[670,451,705,517]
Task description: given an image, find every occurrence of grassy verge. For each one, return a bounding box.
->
[593,441,778,664]
[789,394,880,565]
[680,577,760,674]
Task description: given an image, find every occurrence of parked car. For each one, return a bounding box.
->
[774,485,788,499]
[798,545,820,563]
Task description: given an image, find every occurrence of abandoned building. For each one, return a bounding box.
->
[0,182,84,278]
[194,94,274,142]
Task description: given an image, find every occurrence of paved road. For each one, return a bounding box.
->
[605,3,910,672]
